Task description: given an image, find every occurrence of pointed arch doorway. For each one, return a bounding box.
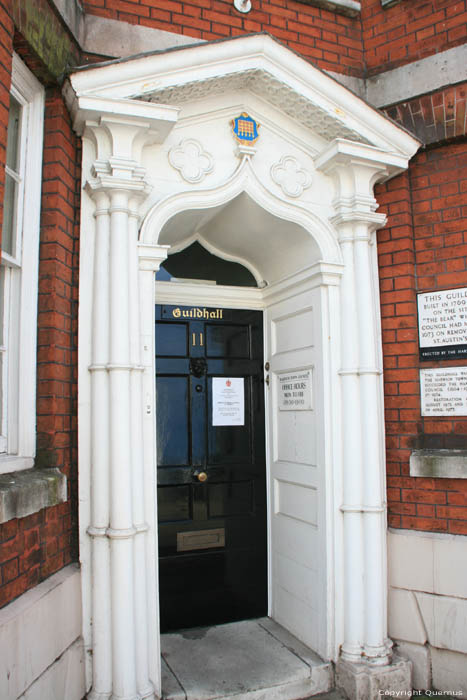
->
[155,238,267,632]
[143,186,342,655]
[68,31,420,699]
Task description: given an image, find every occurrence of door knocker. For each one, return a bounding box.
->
[190,357,207,378]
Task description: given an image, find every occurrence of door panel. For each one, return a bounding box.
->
[156,305,267,632]
[156,376,190,466]
[205,323,250,358]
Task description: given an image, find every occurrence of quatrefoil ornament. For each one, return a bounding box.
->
[271,156,312,198]
[168,139,214,183]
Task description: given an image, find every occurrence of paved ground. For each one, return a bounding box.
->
[161,617,333,700]
[160,618,463,700]
[304,692,346,700]
[306,693,461,699]
[306,694,461,699]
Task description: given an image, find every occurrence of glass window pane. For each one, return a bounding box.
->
[6,95,21,172]
[1,173,18,255]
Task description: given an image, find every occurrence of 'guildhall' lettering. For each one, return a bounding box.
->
[172,307,223,319]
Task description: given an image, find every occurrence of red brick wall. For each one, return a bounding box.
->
[83,0,365,76]
[362,0,467,76]
[382,83,467,146]
[377,141,467,535]
[0,83,80,607]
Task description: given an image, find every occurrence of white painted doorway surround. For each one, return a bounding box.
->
[65,34,419,700]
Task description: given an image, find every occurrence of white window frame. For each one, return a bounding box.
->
[0,54,44,473]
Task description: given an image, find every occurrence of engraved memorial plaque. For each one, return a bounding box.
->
[418,287,467,360]
[420,367,467,416]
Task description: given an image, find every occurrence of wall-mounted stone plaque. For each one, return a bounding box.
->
[420,367,467,416]
[418,287,467,360]
[278,369,312,411]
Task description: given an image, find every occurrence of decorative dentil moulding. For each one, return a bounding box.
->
[168,138,214,183]
[271,155,312,198]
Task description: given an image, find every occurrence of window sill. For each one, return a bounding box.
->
[0,467,67,524]
[0,455,34,474]
[410,449,467,480]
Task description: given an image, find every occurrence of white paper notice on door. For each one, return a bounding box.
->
[212,377,244,426]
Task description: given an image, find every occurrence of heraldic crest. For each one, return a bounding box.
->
[231,113,260,144]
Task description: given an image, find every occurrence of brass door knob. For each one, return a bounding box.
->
[195,471,208,483]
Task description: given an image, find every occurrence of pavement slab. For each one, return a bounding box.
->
[161,617,333,700]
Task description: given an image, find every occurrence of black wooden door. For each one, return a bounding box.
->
[156,305,267,632]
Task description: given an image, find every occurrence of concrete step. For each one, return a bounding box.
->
[161,617,334,700]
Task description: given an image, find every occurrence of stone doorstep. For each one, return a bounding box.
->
[161,617,333,700]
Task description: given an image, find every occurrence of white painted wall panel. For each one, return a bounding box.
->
[274,552,320,608]
[274,479,317,526]
[266,285,327,658]
[272,308,314,355]
[275,409,316,465]
[272,510,320,562]
[274,584,321,653]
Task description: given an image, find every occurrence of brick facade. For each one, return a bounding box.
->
[363,0,467,75]
[0,0,466,607]
[0,63,80,609]
[376,141,467,535]
[382,83,467,146]
[83,0,365,76]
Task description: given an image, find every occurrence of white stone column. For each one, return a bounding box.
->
[75,99,177,700]
[316,141,409,672]
[137,243,168,699]
[87,188,112,700]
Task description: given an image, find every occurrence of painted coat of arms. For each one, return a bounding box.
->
[231,113,260,144]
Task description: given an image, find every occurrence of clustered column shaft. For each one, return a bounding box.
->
[86,177,155,700]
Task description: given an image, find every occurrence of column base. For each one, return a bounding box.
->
[87,692,112,700]
[336,653,412,700]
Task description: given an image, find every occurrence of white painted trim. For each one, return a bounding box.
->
[0,455,34,472]
[0,54,44,472]
[70,35,415,696]
[69,94,179,139]
[141,156,342,265]
[154,259,343,309]
[155,281,264,309]
[67,34,420,157]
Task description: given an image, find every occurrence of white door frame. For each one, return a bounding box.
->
[138,165,345,680]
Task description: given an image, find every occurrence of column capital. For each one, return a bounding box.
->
[85,159,152,206]
[70,95,178,147]
[316,138,409,229]
[77,96,178,209]
[138,243,169,272]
